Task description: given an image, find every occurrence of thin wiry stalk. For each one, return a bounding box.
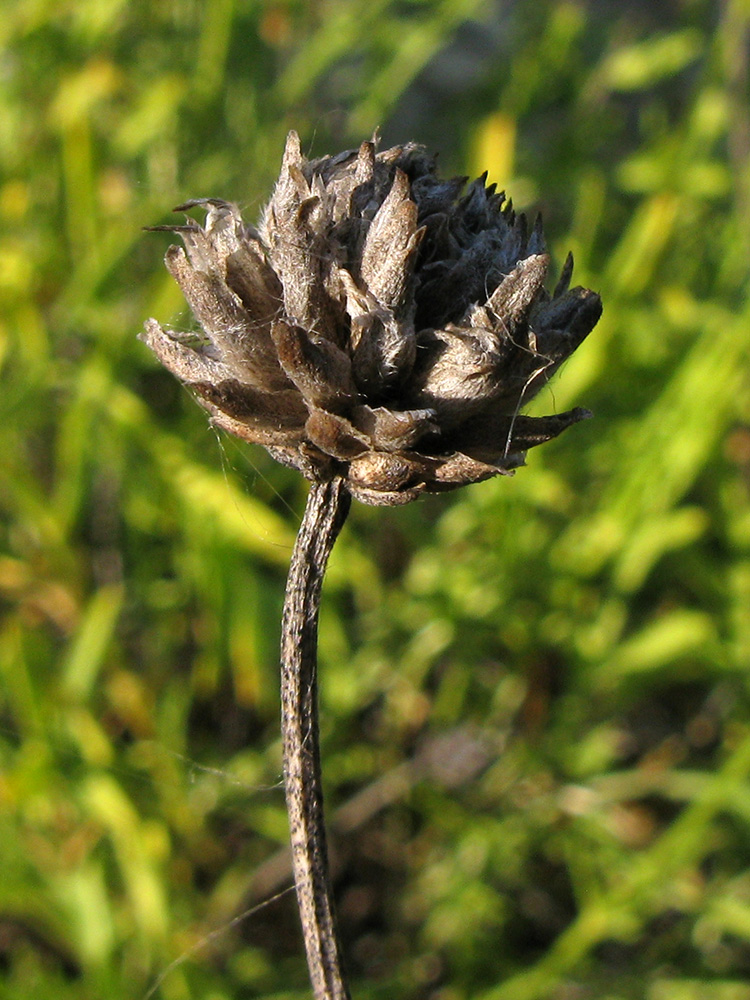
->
[280,476,352,1000]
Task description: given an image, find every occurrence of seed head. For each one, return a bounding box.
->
[142,131,601,505]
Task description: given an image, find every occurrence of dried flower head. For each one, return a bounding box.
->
[142,131,601,505]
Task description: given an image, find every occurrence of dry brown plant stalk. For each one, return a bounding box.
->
[142,131,601,1000]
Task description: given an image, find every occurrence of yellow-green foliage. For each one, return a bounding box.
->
[2,2,750,998]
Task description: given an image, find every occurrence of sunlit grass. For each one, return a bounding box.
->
[1,1,750,998]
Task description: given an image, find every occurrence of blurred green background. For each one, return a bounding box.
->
[3,0,750,997]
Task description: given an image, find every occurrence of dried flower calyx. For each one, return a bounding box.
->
[142,131,601,505]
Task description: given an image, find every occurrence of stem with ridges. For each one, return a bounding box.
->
[281,476,352,1000]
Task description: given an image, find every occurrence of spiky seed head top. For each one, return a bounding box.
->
[142,131,601,505]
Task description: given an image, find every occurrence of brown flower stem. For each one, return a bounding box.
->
[281,476,352,1000]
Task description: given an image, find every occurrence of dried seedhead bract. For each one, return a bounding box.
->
[142,131,601,505]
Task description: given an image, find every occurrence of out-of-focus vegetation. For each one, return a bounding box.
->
[2,0,750,997]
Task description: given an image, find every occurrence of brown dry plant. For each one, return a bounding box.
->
[141,131,601,1000]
